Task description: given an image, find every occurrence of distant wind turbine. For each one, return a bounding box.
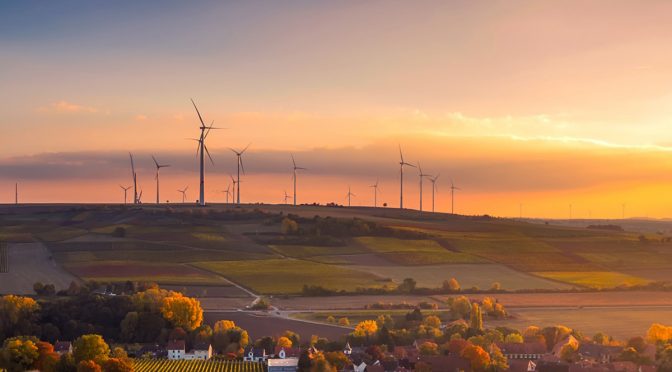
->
[346,186,355,207]
[129,153,138,204]
[283,190,291,204]
[369,179,380,208]
[223,184,232,204]
[190,99,220,206]
[119,185,131,205]
[398,146,416,209]
[14,183,18,205]
[230,144,250,204]
[177,186,188,203]
[291,154,307,206]
[152,155,170,205]
[428,174,439,213]
[229,174,239,204]
[417,162,432,213]
[450,179,461,214]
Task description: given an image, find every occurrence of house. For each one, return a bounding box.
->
[552,336,579,358]
[267,357,299,372]
[417,355,472,372]
[274,346,301,359]
[167,340,186,360]
[188,342,212,360]
[137,343,166,358]
[577,344,622,364]
[54,341,72,355]
[244,346,268,362]
[344,342,353,355]
[536,360,570,372]
[499,341,547,360]
[393,346,419,361]
[352,361,367,372]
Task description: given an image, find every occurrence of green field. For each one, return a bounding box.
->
[65,261,230,285]
[355,236,482,265]
[133,359,263,372]
[194,258,393,294]
[269,244,365,258]
[532,271,650,289]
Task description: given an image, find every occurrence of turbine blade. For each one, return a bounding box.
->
[204,144,214,164]
[191,98,206,126]
[152,155,159,168]
[240,157,246,174]
[399,145,404,162]
[241,142,251,154]
[291,154,297,168]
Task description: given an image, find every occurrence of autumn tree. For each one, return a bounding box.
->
[0,336,39,371]
[212,320,249,354]
[490,345,509,371]
[469,303,483,332]
[504,333,524,344]
[338,317,350,326]
[450,296,472,319]
[281,218,299,235]
[282,331,300,346]
[160,292,203,331]
[73,334,110,365]
[419,341,439,355]
[443,278,461,292]
[34,341,59,372]
[277,336,293,348]
[423,315,441,329]
[77,359,102,372]
[102,357,133,372]
[326,316,336,324]
[353,320,378,338]
[0,295,39,338]
[461,344,491,371]
[646,323,672,344]
[324,351,349,370]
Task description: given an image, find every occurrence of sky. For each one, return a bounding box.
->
[2,0,672,218]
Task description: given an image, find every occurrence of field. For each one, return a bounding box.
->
[133,359,263,372]
[194,258,392,294]
[533,271,650,289]
[350,263,571,290]
[354,236,482,265]
[64,261,230,285]
[0,242,79,294]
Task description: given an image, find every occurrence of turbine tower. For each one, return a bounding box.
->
[369,179,380,208]
[346,186,355,207]
[152,155,170,204]
[283,190,291,204]
[129,153,138,204]
[450,179,461,214]
[398,146,415,209]
[429,174,439,213]
[190,99,219,206]
[229,175,238,204]
[417,162,432,213]
[230,144,250,204]
[14,183,17,205]
[223,184,231,204]
[291,154,306,206]
[177,186,188,203]
[119,185,131,205]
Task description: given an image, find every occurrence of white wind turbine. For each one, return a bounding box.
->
[450,179,461,214]
[398,146,416,209]
[417,162,432,213]
[346,186,355,207]
[369,179,380,208]
[429,174,439,213]
[229,174,239,204]
[152,155,170,204]
[291,154,307,206]
[190,99,220,206]
[283,190,291,204]
[229,144,250,204]
[178,186,188,203]
[223,184,232,204]
[119,185,131,205]
[129,153,138,204]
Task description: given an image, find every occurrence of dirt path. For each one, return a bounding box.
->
[0,242,79,295]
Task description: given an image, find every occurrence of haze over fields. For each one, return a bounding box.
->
[3,1,672,218]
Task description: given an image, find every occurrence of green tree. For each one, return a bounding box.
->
[451,296,472,319]
[504,333,524,344]
[399,278,417,293]
[0,337,39,372]
[73,334,110,365]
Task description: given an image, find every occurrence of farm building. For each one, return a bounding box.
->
[274,346,301,359]
[167,340,212,360]
[54,341,72,355]
[243,346,268,362]
[267,357,299,372]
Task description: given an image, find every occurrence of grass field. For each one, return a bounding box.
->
[269,244,365,258]
[194,258,393,294]
[65,261,229,285]
[355,236,482,265]
[1,242,79,294]
[533,271,650,289]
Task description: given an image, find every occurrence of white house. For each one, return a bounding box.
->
[167,340,186,360]
[267,357,299,372]
[244,346,268,362]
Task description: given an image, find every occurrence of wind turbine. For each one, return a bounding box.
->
[229,175,238,204]
[223,184,232,204]
[398,146,416,209]
[177,186,188,203]
[152,155,170,205]
[129,153,138,204]
[369,179,380,208]
[14,183,17,205]
[137,189,143,204]
[450,179,461,214]
[417,162,432,213]
[291,154,307,206]
[346,186,355,207]
[119,185,131,205]
[428,174,439,213]
[283,190,291,204]
[190,99,220,206]
[230,144,250,204]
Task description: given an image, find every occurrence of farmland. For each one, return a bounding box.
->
[133,359,263,372]
[0,242,79,294]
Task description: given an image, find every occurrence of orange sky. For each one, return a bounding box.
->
[2,1,672,218]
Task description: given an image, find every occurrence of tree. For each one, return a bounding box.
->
[0,295,39,337]
[490,282,501,291]
[560,342,578,362]
[0,337,39,372]
[77,359,102,372]
[338,317,350,326]
[658,345,672,372]
[376,314,394,328]
[504,333,523,344]
[324,351,349,370]
[73,334,110,365]
[282,331,300,346]
[277,336,293,348]
[646,323,672,344]
[469,303,483,332]
[443,278,460,292]
[102,357,133,372]
[34,341,59,372]
[398,278,417,293]
[310,351,335,372]
[489,345,509,371]
[131,286,175,312]
[461,344,491,371]
[419,341,439,356]
[281,218,299,235]
[160,293,203,331]
[326,316,336,324]
[119,312,139,342]
[423,315,441,329]
[353,320,378,338]
[592,332,611,345]
[523,326,541,338]
[214,320,236,333]
[450,296,472,319]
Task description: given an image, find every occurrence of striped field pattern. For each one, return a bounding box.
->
[133,359,264,372]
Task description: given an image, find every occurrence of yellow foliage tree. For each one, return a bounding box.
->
[423,315,441,328]
[338,317,350,326]
[73,334,110,365]
[214,320,236,333]
[277,336,293,348]
[461,344,491,371]
[2,337,39,371]
[523,326,541,338]
[0,295,39,325]
[504,333,524,344]
[131,287,175,312]
[419,341,439,356]
[353,320,378,338]
[646,323,672,344]
[161,293,203,331]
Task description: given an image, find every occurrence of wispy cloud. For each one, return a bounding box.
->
[38,100,99,114]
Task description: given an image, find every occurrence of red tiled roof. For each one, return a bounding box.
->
[166,340,186,350]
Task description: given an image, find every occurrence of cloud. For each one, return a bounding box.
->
[38,100,99,114]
